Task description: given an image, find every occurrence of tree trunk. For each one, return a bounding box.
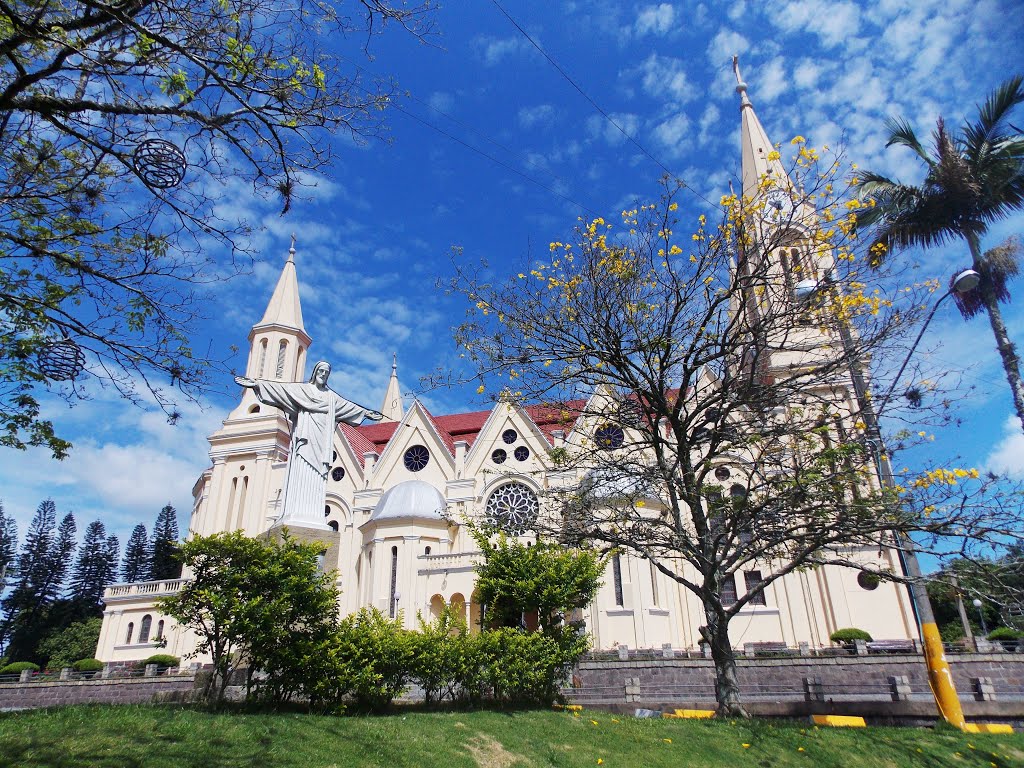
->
[969,235,1024,433]
[701,601,748,718]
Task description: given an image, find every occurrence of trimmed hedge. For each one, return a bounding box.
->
[987,627,1023,641]
[72,658,105,672]
[830,627,873,643]
[137,654,180,669]
[0,661,40,675]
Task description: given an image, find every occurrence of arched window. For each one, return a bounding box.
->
[275,340,288,378]
[424,546,431,556]
[139,614,153,643]
[650,560,660,607]
[328,520,339,532]
[389,546,399,618]
[125,622,134,644]
[155,620,165,641]
[257,339,268,378]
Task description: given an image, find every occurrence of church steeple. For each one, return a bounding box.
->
[380,354,405,422]
[734,56,792,203]
[243,236,313,384]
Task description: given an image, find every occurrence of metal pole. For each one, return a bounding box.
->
[833,291,967,730]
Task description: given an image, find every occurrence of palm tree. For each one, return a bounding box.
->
[856,75,1024,433]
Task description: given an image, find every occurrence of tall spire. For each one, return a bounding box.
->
[256,234,305,333]
[734,55,791,202]
[380,354,404,422]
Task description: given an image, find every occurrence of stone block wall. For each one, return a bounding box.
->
[0,675,196,710]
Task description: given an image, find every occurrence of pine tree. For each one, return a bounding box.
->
[149,504,180,581]
[121,524,150,583]
[49,513,77,595]
[0,500,60,660]
[68,521,115,617]
[0,501,17,587]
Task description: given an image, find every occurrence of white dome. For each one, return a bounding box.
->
[369,480,447,523]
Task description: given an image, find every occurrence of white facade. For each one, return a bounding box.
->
[96,74,917,665]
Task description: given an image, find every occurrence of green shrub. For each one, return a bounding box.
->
[987,627,1023,641]
[329,608,414,712]
[1,661,40,675]
[38,618,102,670]
[409,606,470,704]
[72,658,104,672]
[830,627,873,644]
[137,654,180,669]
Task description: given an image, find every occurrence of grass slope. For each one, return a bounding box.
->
[0,705,1022,768]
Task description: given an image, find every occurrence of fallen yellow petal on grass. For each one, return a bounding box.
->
[742,744,751,748]
[662,738,672,744]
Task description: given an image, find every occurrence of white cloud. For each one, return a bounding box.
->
[706,28,749,66]
[428,92,455,113]
[585,113,640,146]
[634,4,676,36]
[629,54,697,103]
[652,112,692,154]
[474,36,530,66]
[985,416,1024,479]
[518,104,557,129]
[771,0,862,48]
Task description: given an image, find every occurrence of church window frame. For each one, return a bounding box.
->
[612,554,624,607]
[389,546,399,618]
[139,614,153,644]
[484,481,539,535]
[403,445,430,472]
[124,622,134,644]
[744,570,767,606]
[275,340,288,379]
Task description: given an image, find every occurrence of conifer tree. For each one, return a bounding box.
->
[0,500,60,659]
[0,501,17,586]
[149,505,181,581]
[68,521,118,617]
[121,524,151,583]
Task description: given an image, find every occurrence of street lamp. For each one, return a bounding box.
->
[799,267,981,729]
[973,598,989,636]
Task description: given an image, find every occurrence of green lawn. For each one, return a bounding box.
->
[0,705,1022,767]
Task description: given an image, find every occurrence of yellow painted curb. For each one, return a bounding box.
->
[671,709,716,719]
[964,723,1014,734]
[810,714,866,728]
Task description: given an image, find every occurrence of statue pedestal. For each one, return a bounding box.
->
[264,521,342,580]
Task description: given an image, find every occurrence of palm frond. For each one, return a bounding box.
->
[969,75,1024,146]
[884,117,934,166]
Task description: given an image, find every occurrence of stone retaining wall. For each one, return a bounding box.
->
[0,675,196,711]
[568,653,1024,721]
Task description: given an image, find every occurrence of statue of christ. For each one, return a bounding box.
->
[235,361,383,527]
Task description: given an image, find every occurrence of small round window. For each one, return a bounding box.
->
[595,424,624,450]
[514,446,530,461]
[331,466,346,482]
[492,448,507,464]
[715,466,731,481]
[403,445,430,472]
[502,428,518,444]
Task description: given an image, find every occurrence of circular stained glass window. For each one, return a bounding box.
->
[492,448,507,464]
[485,482,540,535]
[715,466,731,481]
[403,445,430,472]
[502,428,518,444]
[331,466,346,482]
[514,446,530,461]
[594,424,624,450]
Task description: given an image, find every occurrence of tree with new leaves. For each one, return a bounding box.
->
[121,523,150,582]
[148,504,179,581]
[0,0,437,458]
[856,76,1024,432]
[159,530,339,705]
[449,149,1021,716]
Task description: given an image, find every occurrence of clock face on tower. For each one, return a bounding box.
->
[763,189,794,221]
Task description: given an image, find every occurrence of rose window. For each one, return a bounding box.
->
[485,482,539,535]
[403,445,430,472]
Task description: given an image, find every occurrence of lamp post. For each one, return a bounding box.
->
[801,268,980,729]
[973,598,989,636]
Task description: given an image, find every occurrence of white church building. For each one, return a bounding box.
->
[95,72,918,665]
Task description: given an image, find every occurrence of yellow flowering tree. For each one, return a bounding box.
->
[448,147,1020,717]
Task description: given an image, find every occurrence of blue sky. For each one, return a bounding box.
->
[2,0,1023,557]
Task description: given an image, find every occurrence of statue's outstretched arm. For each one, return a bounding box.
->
[366,410,384,421]
[235,376,257,388]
